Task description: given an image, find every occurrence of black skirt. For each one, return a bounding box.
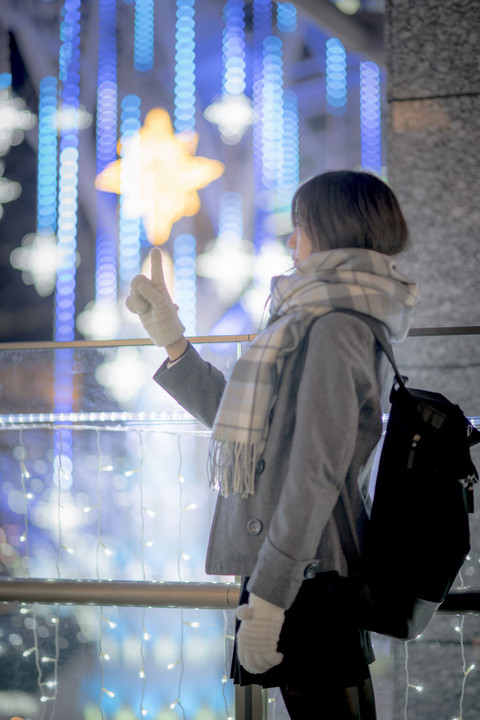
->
[231,571,375,692]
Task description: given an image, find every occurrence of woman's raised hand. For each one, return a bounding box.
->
[126,247,186,347]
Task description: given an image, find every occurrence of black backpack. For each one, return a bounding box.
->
[335,313,480,640]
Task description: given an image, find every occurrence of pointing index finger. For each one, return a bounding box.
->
[150,247,166,288]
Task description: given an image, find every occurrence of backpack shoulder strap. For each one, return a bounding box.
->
[333,310,406,388]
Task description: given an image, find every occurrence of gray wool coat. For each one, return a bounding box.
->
[154,312,387,609]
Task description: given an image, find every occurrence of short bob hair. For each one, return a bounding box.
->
[291,170,409,256]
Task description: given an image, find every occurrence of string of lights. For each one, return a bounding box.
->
[252,0,273,251]
[261,35,284,192]
[95,0,118,306]
[203,0,254,145]
[2,416,477,716]
[276,1,297,34]
[15,430,47,713]
[134,0,155,73]
[118,94,142,287]
[222,0,246,97]
[173,0,197,334]
[37,77,58,237]
[360,60,382,174]
[55,0,82,342]
[174,234,197,338]
[326,37,347,115]
[54,0,82,537]
[174,0,196,134]
[278,88,299,212]
[136,431,149,718]
[95,430,116,716]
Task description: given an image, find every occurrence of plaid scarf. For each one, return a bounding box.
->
[208,248,419,497]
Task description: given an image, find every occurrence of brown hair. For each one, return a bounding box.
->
[291,170,409,256]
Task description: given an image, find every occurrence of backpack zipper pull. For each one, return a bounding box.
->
[407,434,421,469]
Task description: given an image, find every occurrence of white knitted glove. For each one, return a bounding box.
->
[236,593,285,674]
[126,248,185,347]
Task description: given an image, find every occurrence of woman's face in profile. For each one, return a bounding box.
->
[287,227,313,267]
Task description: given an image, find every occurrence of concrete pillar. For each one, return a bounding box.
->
[386,1,480,328]
[385,4,480,719]
[384,1,480,414]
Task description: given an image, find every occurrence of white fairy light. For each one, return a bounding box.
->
[183,503,197,512]
[407,683,423,693]
[125,468,141,477]
[100,542,114,556]
[102,616,117,629]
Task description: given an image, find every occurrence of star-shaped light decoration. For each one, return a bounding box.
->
[0,161,21,219]
[9,231,66,296]
[0,87,37,157]
[54,102,93,133]
[76,300,123,340]
[95,108,225,245]
[204,93,254,145]
[197,234,255,303]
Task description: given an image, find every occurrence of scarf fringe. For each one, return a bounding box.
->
[208,440,261,498]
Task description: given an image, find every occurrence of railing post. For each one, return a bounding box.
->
[235,684,265,720]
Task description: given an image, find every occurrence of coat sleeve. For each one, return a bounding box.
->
[153,343,227,428]
[246,316,381,608]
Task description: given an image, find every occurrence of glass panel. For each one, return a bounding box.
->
[0,342,239,719]
[0,602,235,719]
[0,334,479,720]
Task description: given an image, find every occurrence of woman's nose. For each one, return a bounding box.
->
[287,232,295,249]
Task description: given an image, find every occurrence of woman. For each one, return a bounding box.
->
[126,171,418,719]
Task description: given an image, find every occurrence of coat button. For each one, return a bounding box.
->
[255,458,265,475]
[247,519,263,536]
[304,562,320,579]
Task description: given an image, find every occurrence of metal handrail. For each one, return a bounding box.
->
[0,325,479,351]
[0,578,479,615]
[0,578,241,608]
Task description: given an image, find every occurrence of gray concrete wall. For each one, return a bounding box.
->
[386,0,480,329]
[384,3,480,719]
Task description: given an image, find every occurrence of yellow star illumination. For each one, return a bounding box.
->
[95,108,225,245]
